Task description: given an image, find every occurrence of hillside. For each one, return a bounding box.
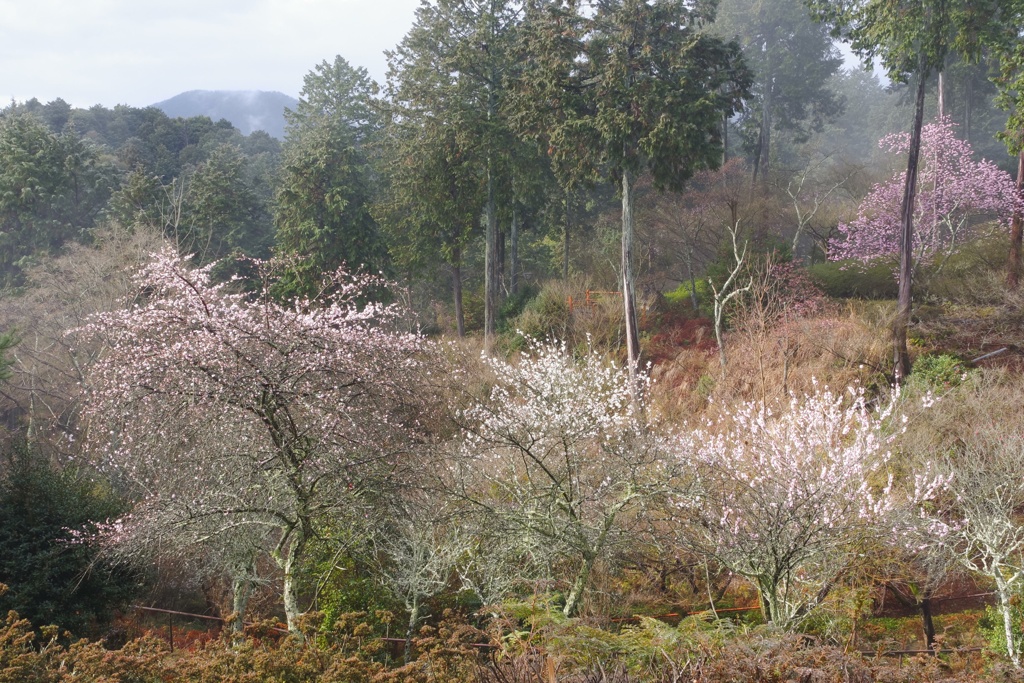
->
[151,90,298,139]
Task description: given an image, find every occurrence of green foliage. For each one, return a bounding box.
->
[0,114,116,285]
[665,280,714,317]
[522,0,752,193]
[506,281,570,342]
[181,143,273,261]
[275,56,388,299]
[0,331,15,383]
[305,548,401,637]
[809,0,1000,85]
[980,601,1024,660]
[497,284,539,334]
[808,259,900,299]
[715,0,844,173]
[909,353,975,390]
[0,444,138,636]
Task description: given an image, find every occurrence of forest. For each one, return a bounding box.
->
[2,0,1024,680]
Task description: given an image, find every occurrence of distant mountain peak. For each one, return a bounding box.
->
[151,90,298,139]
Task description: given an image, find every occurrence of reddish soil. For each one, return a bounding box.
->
[645,313,716,365]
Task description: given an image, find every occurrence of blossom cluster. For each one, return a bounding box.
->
[75,248,425,564]
[830,118,1020,265]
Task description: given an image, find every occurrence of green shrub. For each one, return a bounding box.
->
[808,259,899,299]
[979,602,1024,661]
[505,280,572,344]
[0,444,139,637]
[664,280,713,317]
[917,231,1009,303]
[497,284,539,333]
[909,353,974,390]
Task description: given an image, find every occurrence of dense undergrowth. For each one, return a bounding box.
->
[3,601,1017,683]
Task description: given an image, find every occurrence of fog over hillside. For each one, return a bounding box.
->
[152,90,299,139]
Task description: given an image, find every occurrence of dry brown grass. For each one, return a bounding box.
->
[897,367,1024,462]
[648,303,892,426]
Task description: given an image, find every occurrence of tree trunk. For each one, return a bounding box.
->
[920,595,936,652]
[489,160,501,348]
[966,74,973,142]
[497,221,506,293]
[894,71,928,383]
[231,571,254,634]
[996,577,1021,667]
[686,246,699,313]
[510,206,520,295]
[280,530,307,634]
[937,70,945,119]
[1008,150,1024,290]
[756,577,776,626]
[752,85,772,184]
[621,168,641,384]
[453,258,465,337]
[752,117,765,184]
[762,105,771,177]
[563,189,572,281]
[722,112,729,164]
[484,68,498,349]
[485,161,498,348]
[563,553,596,618]
[404,596,420,664]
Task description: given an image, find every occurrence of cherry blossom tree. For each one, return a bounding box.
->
[450,339,666,618]
[77,248,424,632]
[674,385,933,629]
[830,118,1020,270]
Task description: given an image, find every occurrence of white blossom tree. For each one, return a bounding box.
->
[78,248,424,632]
[450,339,666,618]
[674,385,933,628]
[913,428,1024,667]
[370,491,466,662]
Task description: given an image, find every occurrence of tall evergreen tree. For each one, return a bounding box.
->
[374,113,482,336]
[385,1,524,347]
[714,0,845,181]
[0,115,115,286]
[516,0,750,381]
[810,0,1005,381]
[275,56,387,298]
[981,1,1024,288]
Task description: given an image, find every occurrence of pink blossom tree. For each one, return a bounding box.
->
[77,248,424,632]
[674,385,934,628]
[830,118,1020,270]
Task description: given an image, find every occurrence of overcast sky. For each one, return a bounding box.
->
[1,0,422,109]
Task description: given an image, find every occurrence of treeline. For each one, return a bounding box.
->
[0,98,280,286]
[2,0,1010,328]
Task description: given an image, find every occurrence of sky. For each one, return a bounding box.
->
[0,0,422,109]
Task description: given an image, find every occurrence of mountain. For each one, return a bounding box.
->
[151,90,298,139]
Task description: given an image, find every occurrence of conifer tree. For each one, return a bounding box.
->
[275,56,387,298]
[516,0,750,382]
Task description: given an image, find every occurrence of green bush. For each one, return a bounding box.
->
[808,259,899,299]
[979,602,1024,661]
[664,280,713,317]
[909,353,974,391]
[917,231,1009,303]
[497,284,539,334]
[0,444,139,637]
[505,280,572,343]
